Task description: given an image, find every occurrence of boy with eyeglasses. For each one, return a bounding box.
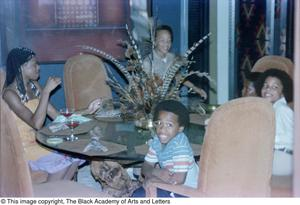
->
[132,100,199,197]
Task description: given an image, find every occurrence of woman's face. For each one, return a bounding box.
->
[21,57,40,81]
[154,111,184,145]
[155,30,172,57]
[261,76,284,103]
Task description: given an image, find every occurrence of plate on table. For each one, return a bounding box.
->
[46,137,64,145]
[39,120,97,136]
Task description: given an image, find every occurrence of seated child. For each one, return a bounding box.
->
[241,69,261,97]
[255,68,293,175]
[132,100,199,197]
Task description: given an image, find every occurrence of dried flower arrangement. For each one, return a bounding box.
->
[78,26,212,121]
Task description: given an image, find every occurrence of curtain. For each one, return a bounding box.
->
[188,0,210,99]
[0,0,17,67]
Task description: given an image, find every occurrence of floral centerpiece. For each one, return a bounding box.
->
[78,25,212,125]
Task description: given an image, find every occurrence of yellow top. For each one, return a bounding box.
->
[12,98,52,161]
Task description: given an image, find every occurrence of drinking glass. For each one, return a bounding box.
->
[59,108,75,118]
[60,108,75,118]
[65,120,80,141]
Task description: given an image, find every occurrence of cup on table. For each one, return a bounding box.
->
[60,108,75,118]
[65,120,80,141]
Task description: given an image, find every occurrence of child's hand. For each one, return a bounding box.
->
[152,168,175,184]
[87,98,103,114]
[44,77,61,94]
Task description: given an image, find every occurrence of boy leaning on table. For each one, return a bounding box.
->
[132,99,199,197]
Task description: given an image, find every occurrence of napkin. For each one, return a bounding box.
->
[48,114,92,133]
[53,114,92,123]
[83,127,108,153]
[29,153,84,174]
[48,123,68,133]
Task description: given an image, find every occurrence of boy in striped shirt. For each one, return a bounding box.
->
[132,100,199,197]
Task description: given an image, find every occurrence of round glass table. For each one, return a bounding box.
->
[36,116,205,164]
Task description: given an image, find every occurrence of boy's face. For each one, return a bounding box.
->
[261,76,284,103]
[155,30,172,57]
[155,111,184,144]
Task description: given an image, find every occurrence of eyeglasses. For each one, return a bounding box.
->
[153,120,176,130]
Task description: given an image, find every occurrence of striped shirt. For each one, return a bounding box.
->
[145,132,199,188]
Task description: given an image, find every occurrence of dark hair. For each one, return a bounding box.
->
[243,69,261,82]
[153,99,189,127]
[5,47,36,102]
[5,47,36,86]
[255,68,293,102]
[155,25,173,42]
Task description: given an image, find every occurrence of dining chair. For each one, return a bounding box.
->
[145,97,275,197]
[64,53,112,110]
[0,69,5,90]
[0,96,109,197]
[251,55,294,79]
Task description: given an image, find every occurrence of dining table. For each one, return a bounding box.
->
[36,112,207,165]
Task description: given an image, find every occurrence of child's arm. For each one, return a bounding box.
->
[142,161,187,185]
[141,161,156,179]
[152,168,186,185]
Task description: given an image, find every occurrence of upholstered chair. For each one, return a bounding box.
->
[0,95,110,197]
[0,69,5,90]
[64,53,112,110]
[145,97,275,197]
[251,55,294,79]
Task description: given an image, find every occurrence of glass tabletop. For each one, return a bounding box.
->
[36,117,205,162]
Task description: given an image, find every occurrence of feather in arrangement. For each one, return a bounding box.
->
[78,28,212,120]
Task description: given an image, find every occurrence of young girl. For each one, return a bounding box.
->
[2,47,102,180]
[255,68,294,175]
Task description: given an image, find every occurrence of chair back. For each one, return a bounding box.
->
[199,97,275,197]
[251,55,294,79]
[0,69,5,91]
[64,54,112,110]
[0,95,34,197]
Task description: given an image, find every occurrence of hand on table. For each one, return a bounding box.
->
[87,98,103,114]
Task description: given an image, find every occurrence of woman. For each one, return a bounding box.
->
[2,47,102,180]
[255,68,293,175]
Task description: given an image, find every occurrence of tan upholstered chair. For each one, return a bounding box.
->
[64,54,112,110]
[0,69,6,91]
[0,95,110,197]
[251,55,294,79]
[145,97,275,197]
